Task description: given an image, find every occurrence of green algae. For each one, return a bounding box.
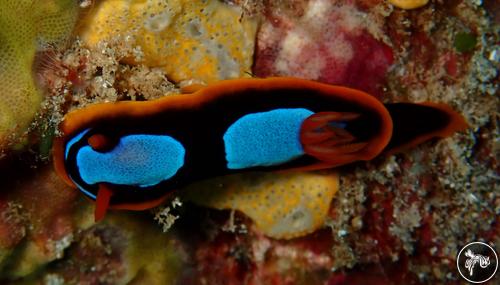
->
[454,32,477,53]
[0,0,78,151]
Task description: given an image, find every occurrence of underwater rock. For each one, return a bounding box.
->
[45,214,182,285]
[0,163,79,278]
[175,212,338,284]
[184,172,339,239]
[0,0,78,153]
[0,199,26,273]
[78,0,257,84]
[253,0,394,98]
[0,163,183,283]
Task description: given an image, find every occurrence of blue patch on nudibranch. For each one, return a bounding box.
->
[76,134,185,187]
[65,128,90,159]
[74,179,97,199]
[223,108,314,169]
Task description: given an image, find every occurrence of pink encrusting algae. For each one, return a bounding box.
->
[253,0,394,98]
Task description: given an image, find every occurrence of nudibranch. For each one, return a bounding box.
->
[53,77,467,221]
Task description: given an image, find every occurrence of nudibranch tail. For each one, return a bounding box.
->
[383,102,469,154]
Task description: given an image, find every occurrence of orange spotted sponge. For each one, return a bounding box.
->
[184,172,339,240]
[78,0,257,84]
[388,0,429,10]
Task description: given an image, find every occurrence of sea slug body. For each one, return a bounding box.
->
[53,77,468,221]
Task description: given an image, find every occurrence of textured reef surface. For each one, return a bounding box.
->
[0,0,499,284]
[78,0,258,84]
[253,0,394,98]
[0,0,78,154]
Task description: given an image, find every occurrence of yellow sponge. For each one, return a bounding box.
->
[388,0,429,10]
[184,172,339,240]
[78,0,257,84]
[0,0,78,150]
